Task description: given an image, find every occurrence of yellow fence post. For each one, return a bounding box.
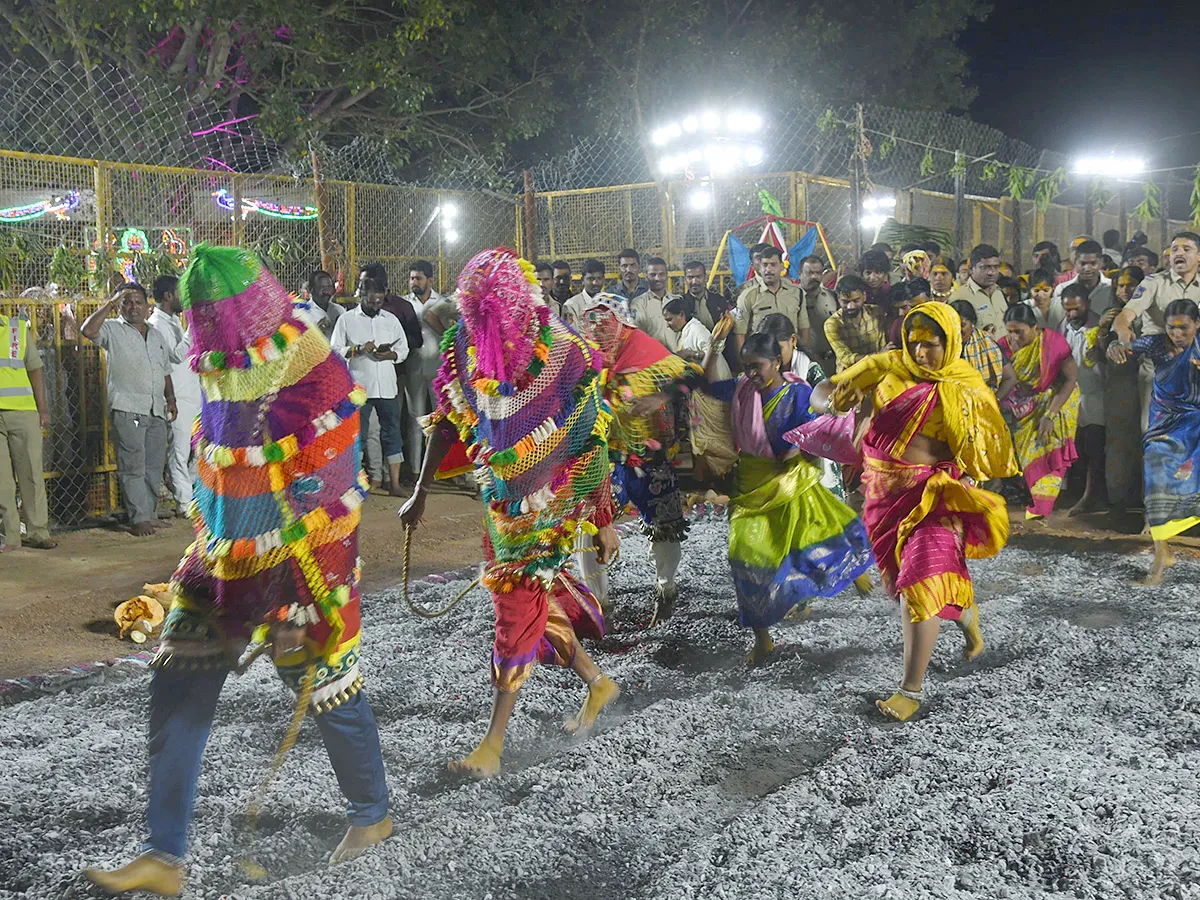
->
[661,184,673,264]
[232,174,244,248]
[514,198,524,257]
[625,191,634,250]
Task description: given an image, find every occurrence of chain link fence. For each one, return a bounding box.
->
[0,148,520,526]
[1,59,1194,530]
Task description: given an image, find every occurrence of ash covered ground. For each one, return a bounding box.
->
[2,517,1200,900]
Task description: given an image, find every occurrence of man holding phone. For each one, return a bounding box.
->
[331,277,409,495]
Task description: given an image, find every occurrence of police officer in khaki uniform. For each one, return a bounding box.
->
[0,309,56,551]
[733,246,809,352]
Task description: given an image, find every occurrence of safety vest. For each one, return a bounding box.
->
[0,315,37,411]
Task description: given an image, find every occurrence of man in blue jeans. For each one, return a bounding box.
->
[331,277,409,495]
[83,245,391,896]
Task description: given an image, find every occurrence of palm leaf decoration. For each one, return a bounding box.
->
[874,219,957,260]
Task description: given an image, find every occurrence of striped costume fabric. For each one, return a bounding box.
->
[159,244,369,712]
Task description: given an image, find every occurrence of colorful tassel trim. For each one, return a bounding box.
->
[191,320,305,373]
[198,388,367,468]
[467,306,553,397]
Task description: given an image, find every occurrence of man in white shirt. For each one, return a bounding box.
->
[563,259,607,328]
[149,275,202,515]
[396,259,450,481]
[331,278,409,495]
[1049,239,1113,330]
[304,269,346,339]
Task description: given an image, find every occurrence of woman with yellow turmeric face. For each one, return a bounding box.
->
[929,258,955,300]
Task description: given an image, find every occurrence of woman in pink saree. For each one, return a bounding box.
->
[812,303,1018,721]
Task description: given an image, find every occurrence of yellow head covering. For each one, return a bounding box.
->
[831,301,1018,480]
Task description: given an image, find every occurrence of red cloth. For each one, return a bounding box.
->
[611,325,672,374]
[490,561,605,692]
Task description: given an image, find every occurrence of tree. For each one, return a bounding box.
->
[1,0,992,180]
[0,0,556,176]
[526,0,991,163]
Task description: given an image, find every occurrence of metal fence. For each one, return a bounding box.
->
[0,143,1190,530]
[0,148,520,526]
[528,169,1192,292]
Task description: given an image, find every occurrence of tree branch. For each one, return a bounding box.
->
[1,8,64,72]
[167,17,207,77]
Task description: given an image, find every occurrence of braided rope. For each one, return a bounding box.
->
[401,525,481,619]
[400,524,616,619]
[237,657,318,880]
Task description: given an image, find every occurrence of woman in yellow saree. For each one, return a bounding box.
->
[812,303,1018,721]
[997,304,1080,519]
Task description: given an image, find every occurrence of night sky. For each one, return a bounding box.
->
[961,0,1199,171]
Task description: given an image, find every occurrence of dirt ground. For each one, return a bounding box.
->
[0,482,484,680]
[0,481,1196,682]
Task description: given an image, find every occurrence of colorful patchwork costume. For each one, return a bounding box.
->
[87,245,390,888]
[425,249,615,692]
[574,293,701,622]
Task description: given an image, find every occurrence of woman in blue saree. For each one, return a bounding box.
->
[701,319,874,664]
[1114,299,1200,584]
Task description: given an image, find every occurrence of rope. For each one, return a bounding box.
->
[400,524,617,619]
[401,524,481,619]
[237,656,318,881]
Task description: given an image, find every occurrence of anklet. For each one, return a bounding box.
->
[897,687,923,701]
[587,673,605,687]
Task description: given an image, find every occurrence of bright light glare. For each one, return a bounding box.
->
[651,127,670,146]
[743,145,765,166]
[727,111,763,133]
[688,189,712,211]
[860,214,888,230]
[701,110,721,130]
[681,116,699,133]
[862,195,896,211]
[439,202,458,219]
[658,155,681,175]
[705,144,737,174]
[444,229,460,244]
[1073,156,1146,177]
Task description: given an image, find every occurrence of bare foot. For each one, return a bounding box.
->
[746,632,775,666]
[853,573,872,596]
[0,543,13,554]
[1146,543,1176,586]
[564,673,620,736]
[130,522,156,537]
[876,691,921,721]
[330,816,393,865]
[648,584,677,627]
[449,735,503,779]
[1068,497,1103,517]
[783,603,811,622]
[957,607,985,660]
[83,853,183,896]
